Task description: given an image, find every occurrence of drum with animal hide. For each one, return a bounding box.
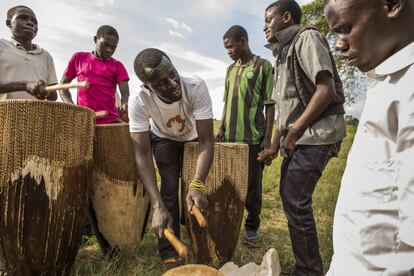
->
[0,100,94,275]
[182,142,248,267]
[90,123,150,255]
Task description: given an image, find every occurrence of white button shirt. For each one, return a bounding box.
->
[328,42,414,275]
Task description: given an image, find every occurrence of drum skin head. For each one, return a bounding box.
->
[162,264,224,276]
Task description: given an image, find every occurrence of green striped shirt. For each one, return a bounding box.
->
[223,55,274,145]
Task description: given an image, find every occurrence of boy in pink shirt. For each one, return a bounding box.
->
[60,25,129,124]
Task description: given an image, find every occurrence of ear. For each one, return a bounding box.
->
[241,37,248,45]
[384,0,402,18]
[93,35,97,43]
[282,11,293,24]
[6,19,11,28]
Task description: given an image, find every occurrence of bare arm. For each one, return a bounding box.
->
[118,81,130,106]
[215,104,227,142]
[283,71,336,155]
[261,104,275,150]
[59,75,74,104]
[118,80,130,122]
[185,118,214,213]
[131,131,163,209]
[194,119,214,182]
[257,110,281,165]
[131,131,172,237]
[0,80,57,101]
[0,82,30,94]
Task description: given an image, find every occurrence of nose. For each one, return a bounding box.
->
[167,78,177,90]
[335,36,348,52]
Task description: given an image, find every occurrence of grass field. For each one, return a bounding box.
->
[70,122,357,275]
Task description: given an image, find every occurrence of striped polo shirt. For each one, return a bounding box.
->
[223,55,274,145]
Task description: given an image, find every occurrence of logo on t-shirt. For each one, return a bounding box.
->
[166,115,186,133]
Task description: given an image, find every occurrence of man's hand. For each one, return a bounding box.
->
[26,80,48,100]
[118,103,129,122]
[257,147,278,166]
[215,127,224,142]
[282,126,302,156]
[186,189,208,214]
[260,136,271,151]
[151,206,173,238]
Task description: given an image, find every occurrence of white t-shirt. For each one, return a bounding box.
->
[327,42,414,275]
[129,75,213,142]
[0,38,57,100]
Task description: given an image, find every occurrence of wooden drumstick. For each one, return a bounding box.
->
[192,205,207,228]
[45,81,89,92]
[95,110,108,117]
[163,228,188,259]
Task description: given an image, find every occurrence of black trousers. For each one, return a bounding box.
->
[245,144,264,232]
[150,133,186,260]
[280,142,341,276]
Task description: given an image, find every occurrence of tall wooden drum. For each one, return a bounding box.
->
[182,142,248,267]
[0,100,95,275]
[91,123,150,254]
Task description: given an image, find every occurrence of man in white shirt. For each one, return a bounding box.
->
[129,48,213,268]
[0,5,57,100]
[324,0,414,274]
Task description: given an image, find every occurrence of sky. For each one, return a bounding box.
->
[0,0,365,119]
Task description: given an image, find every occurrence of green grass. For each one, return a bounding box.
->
[70,122,357,275]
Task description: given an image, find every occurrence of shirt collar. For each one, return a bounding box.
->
[234,55,258,67]
[10,37,42,54]
[265,24,301,56]
[367,42,414,78]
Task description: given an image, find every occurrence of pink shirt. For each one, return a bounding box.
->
[64,52,129,124]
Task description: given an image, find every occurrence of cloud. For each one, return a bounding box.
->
[183,0,238,18]
[166,17,193,33]
[168,30,184,38]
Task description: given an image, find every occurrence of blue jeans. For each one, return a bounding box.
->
[280,142,341,276]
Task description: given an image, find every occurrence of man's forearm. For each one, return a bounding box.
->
[264,104,275,141]
[118,81,130,105]
[60,89,74,104]
[194,138,213,183]
[136,151,164,209]
[131,133,165,209]
[0,82,28,94]
[59,76,74,104]
[293,74,335,132]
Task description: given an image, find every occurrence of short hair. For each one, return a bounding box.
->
[7,5,34,20]
[134,48,171,83]
[96,25,119,39]
[266,0,302,25]
[223,25,248,42]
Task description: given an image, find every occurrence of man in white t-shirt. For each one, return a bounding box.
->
[129,48,214,268]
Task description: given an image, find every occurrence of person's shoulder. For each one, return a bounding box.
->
[0,39,11,51]
[226,61,237,70]
[256,56,272,67]
[297,28,325,43]
[130,88,150,106]
[68,51,89,60]
[181,73,202,82]
[0,38,10,46]
[39,47,55,59]
[180,74,205,87]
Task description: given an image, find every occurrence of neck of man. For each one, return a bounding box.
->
[12,36,33,51]
[385,12,414,61]
[239,49,253,65]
